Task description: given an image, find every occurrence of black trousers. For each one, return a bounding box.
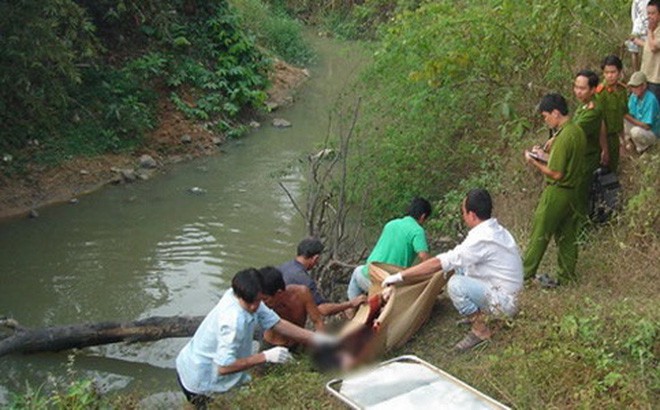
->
[176,373,211,409]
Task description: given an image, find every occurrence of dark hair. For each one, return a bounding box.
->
[538,93,569,115]
[259,266,285,296]
[297,237,324,257]
[601,55,623,71]
[649,0,660,12]
[465,188,492,220]
[407,197,432,220]
[232,268,263,303]
[575,69,599,89]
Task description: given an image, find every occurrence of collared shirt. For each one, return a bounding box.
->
[628,89,660,136]
[596,82,628,135]
[437,218,523,315]
[278,259,326,305]
[574,100,604,157]
[546,120,586,189]
[641,26,660,84]
[361,215,429,278]
[175,289,280,395]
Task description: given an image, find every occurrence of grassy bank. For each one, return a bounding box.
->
[212,161,658,410]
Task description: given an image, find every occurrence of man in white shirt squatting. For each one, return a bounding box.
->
[382,188,523,351]
[176,268,336,408]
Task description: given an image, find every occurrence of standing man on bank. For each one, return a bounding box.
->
[634,0,660,103]
[596,55,628,172]
[278,237,366,316]
[524,93,586,287]
[382,189,523,351]
[572,70,607,218]
[347,197,432,299]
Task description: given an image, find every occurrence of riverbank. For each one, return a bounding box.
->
[0,59,308,222]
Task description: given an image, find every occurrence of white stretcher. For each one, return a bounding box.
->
[325,355,511,410]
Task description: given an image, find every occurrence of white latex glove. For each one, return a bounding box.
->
[262,346,293,364]
[312,332,340,347]
[382,272,403,287]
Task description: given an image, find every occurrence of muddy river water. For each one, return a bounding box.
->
[0,34,366,405]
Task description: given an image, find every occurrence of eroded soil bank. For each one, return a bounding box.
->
[0,60,308,221]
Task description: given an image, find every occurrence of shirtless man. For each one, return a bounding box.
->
[259,266,325,348]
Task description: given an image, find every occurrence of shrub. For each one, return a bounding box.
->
[231,0,315,65]
[0,1,273,172]
[348,0,629,221]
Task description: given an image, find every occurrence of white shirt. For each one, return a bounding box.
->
[632,0,649,36]
[437,218,523,315]
[176,289,280,394]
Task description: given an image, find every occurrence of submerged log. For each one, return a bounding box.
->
[0,315,203,357]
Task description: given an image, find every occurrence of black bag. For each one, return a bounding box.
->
[588,167,621,223]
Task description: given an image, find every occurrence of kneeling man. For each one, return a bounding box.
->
[176,268,332,407]
[383,189,523,351]
[624,71,660,153]
[259,266,325,348]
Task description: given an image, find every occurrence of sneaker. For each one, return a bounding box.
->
[534,273,559,289]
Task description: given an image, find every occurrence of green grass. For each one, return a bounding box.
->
[204,146,659,409]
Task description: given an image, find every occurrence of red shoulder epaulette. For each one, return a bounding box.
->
[596,84,605,93]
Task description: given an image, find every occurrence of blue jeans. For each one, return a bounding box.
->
[347,265,371,299]
[447,274,490,317]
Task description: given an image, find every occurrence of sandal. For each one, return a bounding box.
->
[454,331,488,351]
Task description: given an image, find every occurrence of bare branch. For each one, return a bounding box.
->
[278,181,306,221]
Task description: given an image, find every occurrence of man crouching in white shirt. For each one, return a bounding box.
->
[382,188,523,351]
[176,268,337,408]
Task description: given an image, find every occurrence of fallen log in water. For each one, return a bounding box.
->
[0,316,203,357]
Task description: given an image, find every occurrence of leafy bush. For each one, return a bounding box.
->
[231,0,315,65]
[162,3,271,123]
[0,0,273,172]
[348,0,629,221]
[0,0,98,151]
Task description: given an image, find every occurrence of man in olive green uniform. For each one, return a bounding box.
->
[571,70,606,218]
[596,55,628,173]
[523,94,586,285]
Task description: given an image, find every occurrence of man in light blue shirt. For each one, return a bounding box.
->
[625,71,660,152]
[176,268,332,407]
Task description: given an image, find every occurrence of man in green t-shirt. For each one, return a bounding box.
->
[347,197,432,299]
[596,55,628,173]
[523,93,586,286]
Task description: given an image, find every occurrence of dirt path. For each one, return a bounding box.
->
[0,60,308,221]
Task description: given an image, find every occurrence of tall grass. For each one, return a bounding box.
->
[231,0,315,65]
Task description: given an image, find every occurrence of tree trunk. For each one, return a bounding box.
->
[0,316,203,357]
